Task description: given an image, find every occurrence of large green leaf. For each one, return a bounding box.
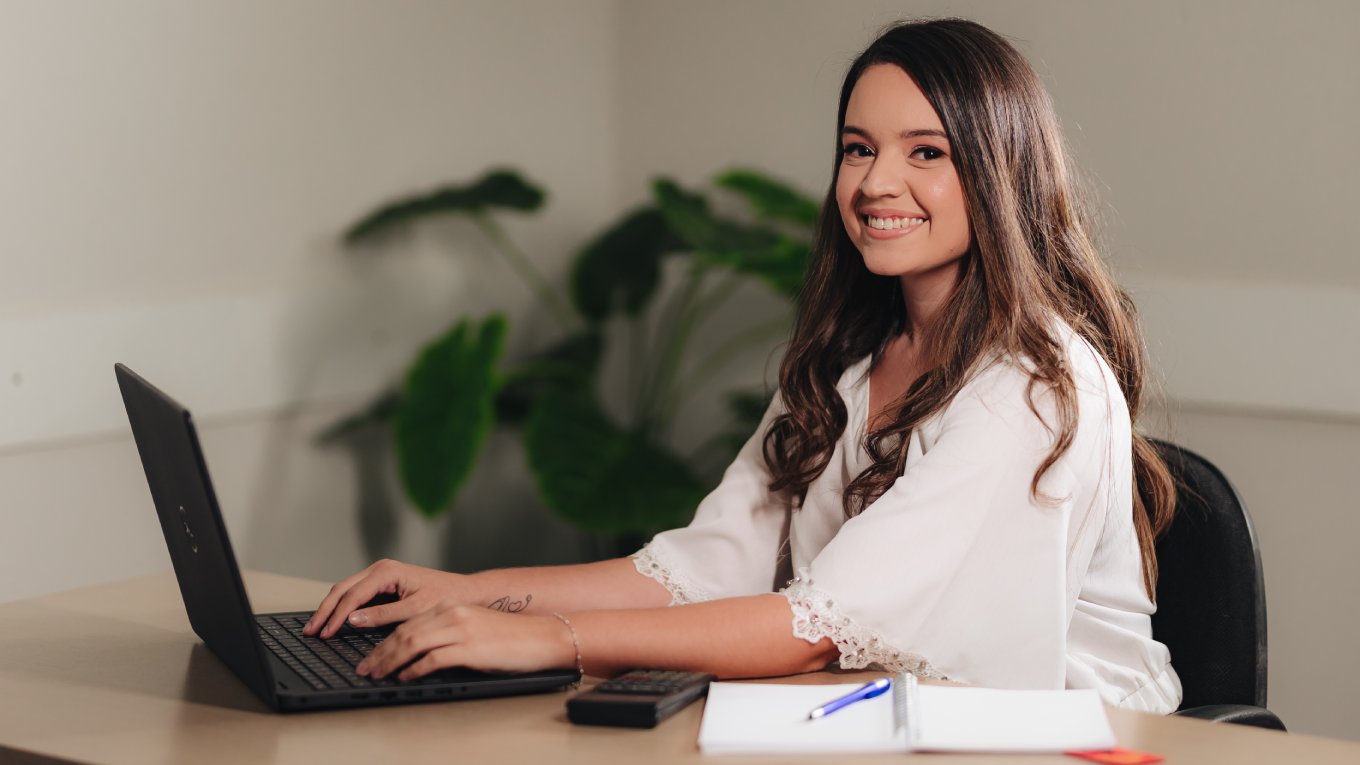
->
[653,179,808,297]
[715,168,821,228]
[654,179,780,255]
[494,330,604,426]
[394,315,508,517]
[569,207,684,322]
[705,236,810,298]
[651,179,720,249]
[524,390,708,534]
[343,169,545,244]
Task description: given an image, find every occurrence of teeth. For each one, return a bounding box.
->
[865,215,925,230]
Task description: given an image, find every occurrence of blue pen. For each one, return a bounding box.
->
[806,677,892,719]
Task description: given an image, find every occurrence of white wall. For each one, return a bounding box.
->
[615,0,1360,740]
[2,0,1357,742]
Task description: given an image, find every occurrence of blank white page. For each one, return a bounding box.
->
[914,685,1115,752]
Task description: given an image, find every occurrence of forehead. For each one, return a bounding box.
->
[844,64,944,134]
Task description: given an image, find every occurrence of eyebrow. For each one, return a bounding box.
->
[841,125,949,142]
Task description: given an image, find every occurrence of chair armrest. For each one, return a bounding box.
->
[1174,704,1286,731]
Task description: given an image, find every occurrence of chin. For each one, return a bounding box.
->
[859,254,913,278]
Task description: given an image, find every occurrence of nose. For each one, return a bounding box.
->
[859,153,907,200]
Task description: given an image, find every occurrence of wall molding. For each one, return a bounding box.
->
[2,276,1356,453]
[1124,275,1360,423]
[0,265,481,452]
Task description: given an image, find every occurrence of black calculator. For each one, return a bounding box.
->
[565,669,715,728]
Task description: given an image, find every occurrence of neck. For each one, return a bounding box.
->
[898,259,962,337]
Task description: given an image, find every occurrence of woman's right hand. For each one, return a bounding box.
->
[304,559,470,639]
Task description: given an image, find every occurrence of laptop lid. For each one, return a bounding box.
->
[115,363,580,711]
[115,363,277,705]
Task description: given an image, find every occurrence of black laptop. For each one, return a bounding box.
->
[115,363,580,712]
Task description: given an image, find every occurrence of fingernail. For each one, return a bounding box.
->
[356,662,368,675]
[303,619,313,632]
[348,612,368,626]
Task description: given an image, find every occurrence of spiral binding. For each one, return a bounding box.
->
[892,672,921,747]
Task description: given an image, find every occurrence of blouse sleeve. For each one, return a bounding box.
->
[633,394,791,605]
[782,361,1116,689]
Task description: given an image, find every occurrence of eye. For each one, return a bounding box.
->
[841,142,874,159]
[911,146,946,161]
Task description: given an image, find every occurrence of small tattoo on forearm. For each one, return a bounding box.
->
[488,594,532,613]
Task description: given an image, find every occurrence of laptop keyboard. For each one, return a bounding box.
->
[255,613,403,691]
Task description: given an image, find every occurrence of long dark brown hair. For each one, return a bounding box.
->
[763,18,1175,598]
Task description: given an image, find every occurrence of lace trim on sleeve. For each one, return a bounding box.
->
[632,543,713,606]
[781,580,949,679]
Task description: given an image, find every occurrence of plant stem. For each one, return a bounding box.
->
[651,271,758,434]
[639,261,709,436]
[688,270,743,330]
[628,314,645,425]
[472,213,578,329]
[672,314,790,409]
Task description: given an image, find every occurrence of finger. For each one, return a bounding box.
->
[357,600,459,676]
[319,560,404,637]
[360,621,460,679]
[321,573,398,639]
[345,599,421,629]
[398,646,462,682]
[304,563,378,635]
[359,620,447,679]
[307,567,372,633]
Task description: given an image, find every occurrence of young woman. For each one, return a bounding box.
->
[306,18,1182,713]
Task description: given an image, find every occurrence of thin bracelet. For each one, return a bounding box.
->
[551,611,583,688]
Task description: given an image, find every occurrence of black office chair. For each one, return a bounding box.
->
[1147,439,1286,730]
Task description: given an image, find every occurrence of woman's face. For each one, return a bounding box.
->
[835,64,972,283]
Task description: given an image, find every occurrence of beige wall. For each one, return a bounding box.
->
[2,0,1357,742]
[0,1,618,595]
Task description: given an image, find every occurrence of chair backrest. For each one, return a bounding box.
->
[1147,439,1268,709]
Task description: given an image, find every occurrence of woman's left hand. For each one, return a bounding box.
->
[355,600,575,681]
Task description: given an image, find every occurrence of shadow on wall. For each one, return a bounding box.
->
[342,426,598,572]
[343,424,400,562]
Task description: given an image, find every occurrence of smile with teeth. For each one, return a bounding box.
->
[864,215,926,230]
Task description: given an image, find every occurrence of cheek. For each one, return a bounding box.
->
[920,175,960,214]
[925,175,971,248]
[834,171,859,227]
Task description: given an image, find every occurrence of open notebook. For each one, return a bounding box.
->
[698,675,1117,755]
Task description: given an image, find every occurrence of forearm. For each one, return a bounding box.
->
[464,557,672,613]
[349,585,839,682]
[567,593,839,679]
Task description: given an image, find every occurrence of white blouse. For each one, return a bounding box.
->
[634,325,1182,713]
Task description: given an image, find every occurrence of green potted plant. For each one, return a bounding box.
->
[322,167,818,555]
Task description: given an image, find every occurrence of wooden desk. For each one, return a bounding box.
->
[2,571,1356,764]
